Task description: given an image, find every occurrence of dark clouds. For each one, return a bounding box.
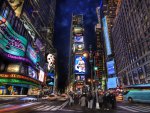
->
[54,0,100,90]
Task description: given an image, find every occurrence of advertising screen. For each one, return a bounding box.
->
[7,64,20,73]
[0,16,27,57]
[26,45,40,64]
[74,55,86,74]
[73,27,83,34]
[107,77,118,89]
[102,16,112,56]
[8,0,24,17]
[107,60,116,75]
[47,53,55,73]
[74,36,84,43]
[75,44,84,51]
[28,66,37,79]
[39,70,44,82]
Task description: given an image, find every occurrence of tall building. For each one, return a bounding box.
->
[68,14,86,93]
[95,7,107,90]
[0,0,56,95]
[112,0,150,86]
[99,0,119,89]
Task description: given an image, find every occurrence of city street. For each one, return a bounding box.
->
[0,99,150,113]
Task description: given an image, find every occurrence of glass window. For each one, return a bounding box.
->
[144,63,150,77]
[132,71,139,84]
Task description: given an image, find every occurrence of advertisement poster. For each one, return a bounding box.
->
[26,45,40,64]
[74,55,86,74]
[74,36,84,43]
[8,0,24,17]
[47,53,55,73]
[0,16,27,57]
[106,60,116,75]
[39,70,44,82]
[75,44,84,51]
[28,66,37,79]
[107,77,118,89]
[102,16,112,56]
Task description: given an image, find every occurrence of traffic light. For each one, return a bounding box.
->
[94,66,98,71]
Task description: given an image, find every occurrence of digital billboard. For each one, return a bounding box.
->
[107,77,118,89]
[26,45,40,64]
[39,70,45,82]
[47,53,55,73]
[8,0,24,17]
[74,36,84,43]
[28,66,38,79]
[102,16,112,56]
[75,44,84,51]
[0,16,27,57]
[7,64,20,73]
[107,60,116,75]
[74,55,86,74]
[73,27,83,34]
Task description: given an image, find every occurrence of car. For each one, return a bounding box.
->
[123,90,150,103]
[116,93,123,102]
[20,96,37,101]
[42,95,49,100]
[48,94,57,101]
[57,94,68,101]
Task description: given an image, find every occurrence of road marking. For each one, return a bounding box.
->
[118,106,139,112]
[59,101,69,110]
[51,106,61,111]
[44,106,55,111]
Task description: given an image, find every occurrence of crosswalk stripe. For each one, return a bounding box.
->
[118,106,139,112]
[124,106,150,112]
[32,105,46,110]
[36,106,50,111]
[43,106,55,111]
[51,106,61,111]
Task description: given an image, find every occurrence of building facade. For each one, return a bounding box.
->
[112,0,150,86]
[0,0,56,95]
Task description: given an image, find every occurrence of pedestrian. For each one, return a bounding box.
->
[103,91,110,110]
[87,92,93,109]
[69,94,74,106]
[109,91,116,109]
[79,94,86,111]
[98,92,104,109]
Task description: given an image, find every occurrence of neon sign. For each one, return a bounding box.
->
[0,16,27,57]
[0,74,40,84]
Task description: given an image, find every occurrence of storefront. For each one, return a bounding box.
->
[0,74,42,95]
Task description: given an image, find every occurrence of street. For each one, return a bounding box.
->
[0,99,150,113]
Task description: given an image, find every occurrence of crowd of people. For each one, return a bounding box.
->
[68,90,117,111]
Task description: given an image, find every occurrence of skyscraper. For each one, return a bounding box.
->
[112,0,150,86]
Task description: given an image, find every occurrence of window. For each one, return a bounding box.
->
[2,7,9,18]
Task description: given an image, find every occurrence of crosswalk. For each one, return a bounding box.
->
[118,105,150,112]
[32,101,68,111]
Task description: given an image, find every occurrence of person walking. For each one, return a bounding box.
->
[98,92,104,109]
[109,91,116,109]
[79,94,86,111]
[87,92,93,109]
[69,94,74,106]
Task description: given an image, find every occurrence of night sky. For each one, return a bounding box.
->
[53,0,100,90]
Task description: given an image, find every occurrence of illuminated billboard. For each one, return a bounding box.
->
[76,75,85,81]
[8,0,24,17]
[28,66,38,79]
[7,64,20,73]
[47,53,55,73]
[106,60,116,75]
[0,16,27,57]
[74,36,84,43]
[74,55,86,74]
[26,45,40,64]
[73,27,83,34]
[102,16,112,56]
[39,70,45,82]
[74,44,84,51]
[107,77,118,89]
